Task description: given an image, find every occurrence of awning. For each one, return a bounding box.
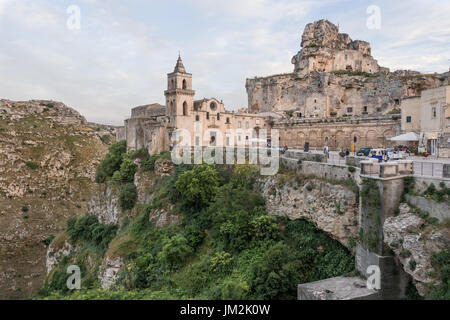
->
[389,132,419,141]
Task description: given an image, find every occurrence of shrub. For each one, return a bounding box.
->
[113,156,137,185]
[427,249,450,300]
[119,183,138,211]
[409,259,417,271]
[348,166,356,173]
[221,279,249,300]
[231,164,258,189]
[249,215,278,242]
[157,235,193,270]
[176,164,220,208]
[21,206,29,212]
[248,242,301,299]
[95,140,127,183]
[209,251,233,274]
[66,215,117,252]
[25,161,39,170]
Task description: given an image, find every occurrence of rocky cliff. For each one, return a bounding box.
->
[257,173,359,246]
[0,99,115,299]
[246,20,450,117]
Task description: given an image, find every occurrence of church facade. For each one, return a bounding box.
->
[117,56,267,155]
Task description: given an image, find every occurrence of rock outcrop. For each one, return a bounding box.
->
[0,100,116,299]
[246,20,450,117]
[258,174,359,246]
[383,203,450,296]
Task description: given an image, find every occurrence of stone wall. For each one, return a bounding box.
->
[275,116,400,150]
[405,194,450,222]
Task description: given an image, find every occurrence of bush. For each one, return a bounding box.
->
[25,161,39,170]
[231,164,258,189]
[176,164,220,208]
[427,249,450,300]
[113,156,137,185]
[21,206,29,212]
[221,279,249,300]
[95,140,127,183]
[157,235,193,270]
[348,166,356,173]
[66,215,117,252]
[248,242,301,299]
[119,183,138,211]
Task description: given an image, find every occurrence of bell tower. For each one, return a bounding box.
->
[164,55,195,126]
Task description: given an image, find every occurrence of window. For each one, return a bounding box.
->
[347,107,353,113]
[217,113,220,121]
[363,106,368,112]
[432,107,437,118]
[406,116,412,123]
[210,132,216,146]
[353,136,358,143]
[195,115,199,121]
[206,112,210,120]
[171,79,174,89]
[314,99,317,103]
[297,113,302,118]
[394,99,400,105]
[238,136,241,141]
[210,102,217,111]
[245,136,249,140]
[226,117,230,124]
[183,101,187,116]
[182,79,187,90]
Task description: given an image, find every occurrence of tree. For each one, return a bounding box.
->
[95,140,127,183]
[175,164,220,207]
[119,183,138,211]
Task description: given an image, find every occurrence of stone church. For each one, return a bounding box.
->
[117,56,266,155]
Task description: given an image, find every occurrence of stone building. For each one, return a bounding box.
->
[245,19,449,151]
[401,85,450,156]
[119,56,266,154]
[291,19,387,77]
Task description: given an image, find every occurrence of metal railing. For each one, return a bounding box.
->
[413,161,444,178]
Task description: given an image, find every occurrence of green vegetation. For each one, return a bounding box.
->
[39,160,355,300]
[95,140,127,183]
[119,183,138,211]
[427,249,450,300]
[25,161,39,170]
[422,182,450,203]
[332,70,378,78]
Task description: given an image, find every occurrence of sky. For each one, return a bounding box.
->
[0,0,449,125]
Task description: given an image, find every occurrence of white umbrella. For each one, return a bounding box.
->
[389,132,419,141]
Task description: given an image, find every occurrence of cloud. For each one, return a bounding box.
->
[0,0,449,125]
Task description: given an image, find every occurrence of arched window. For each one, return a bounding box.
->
[353,136,358,143]
[182,79,187,90]
[183,101,188,116]
[170,101,174,114]
[171,79,174,89]
[210,102,217,111]
[217,113,220,121]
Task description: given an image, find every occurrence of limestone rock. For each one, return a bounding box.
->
[383,203,450,296]
[88,184,120,225]
[98,257,124,290]
[257,175,359,246]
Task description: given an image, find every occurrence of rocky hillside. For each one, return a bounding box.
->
[0,99,115,299]
[246,20,450,117]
